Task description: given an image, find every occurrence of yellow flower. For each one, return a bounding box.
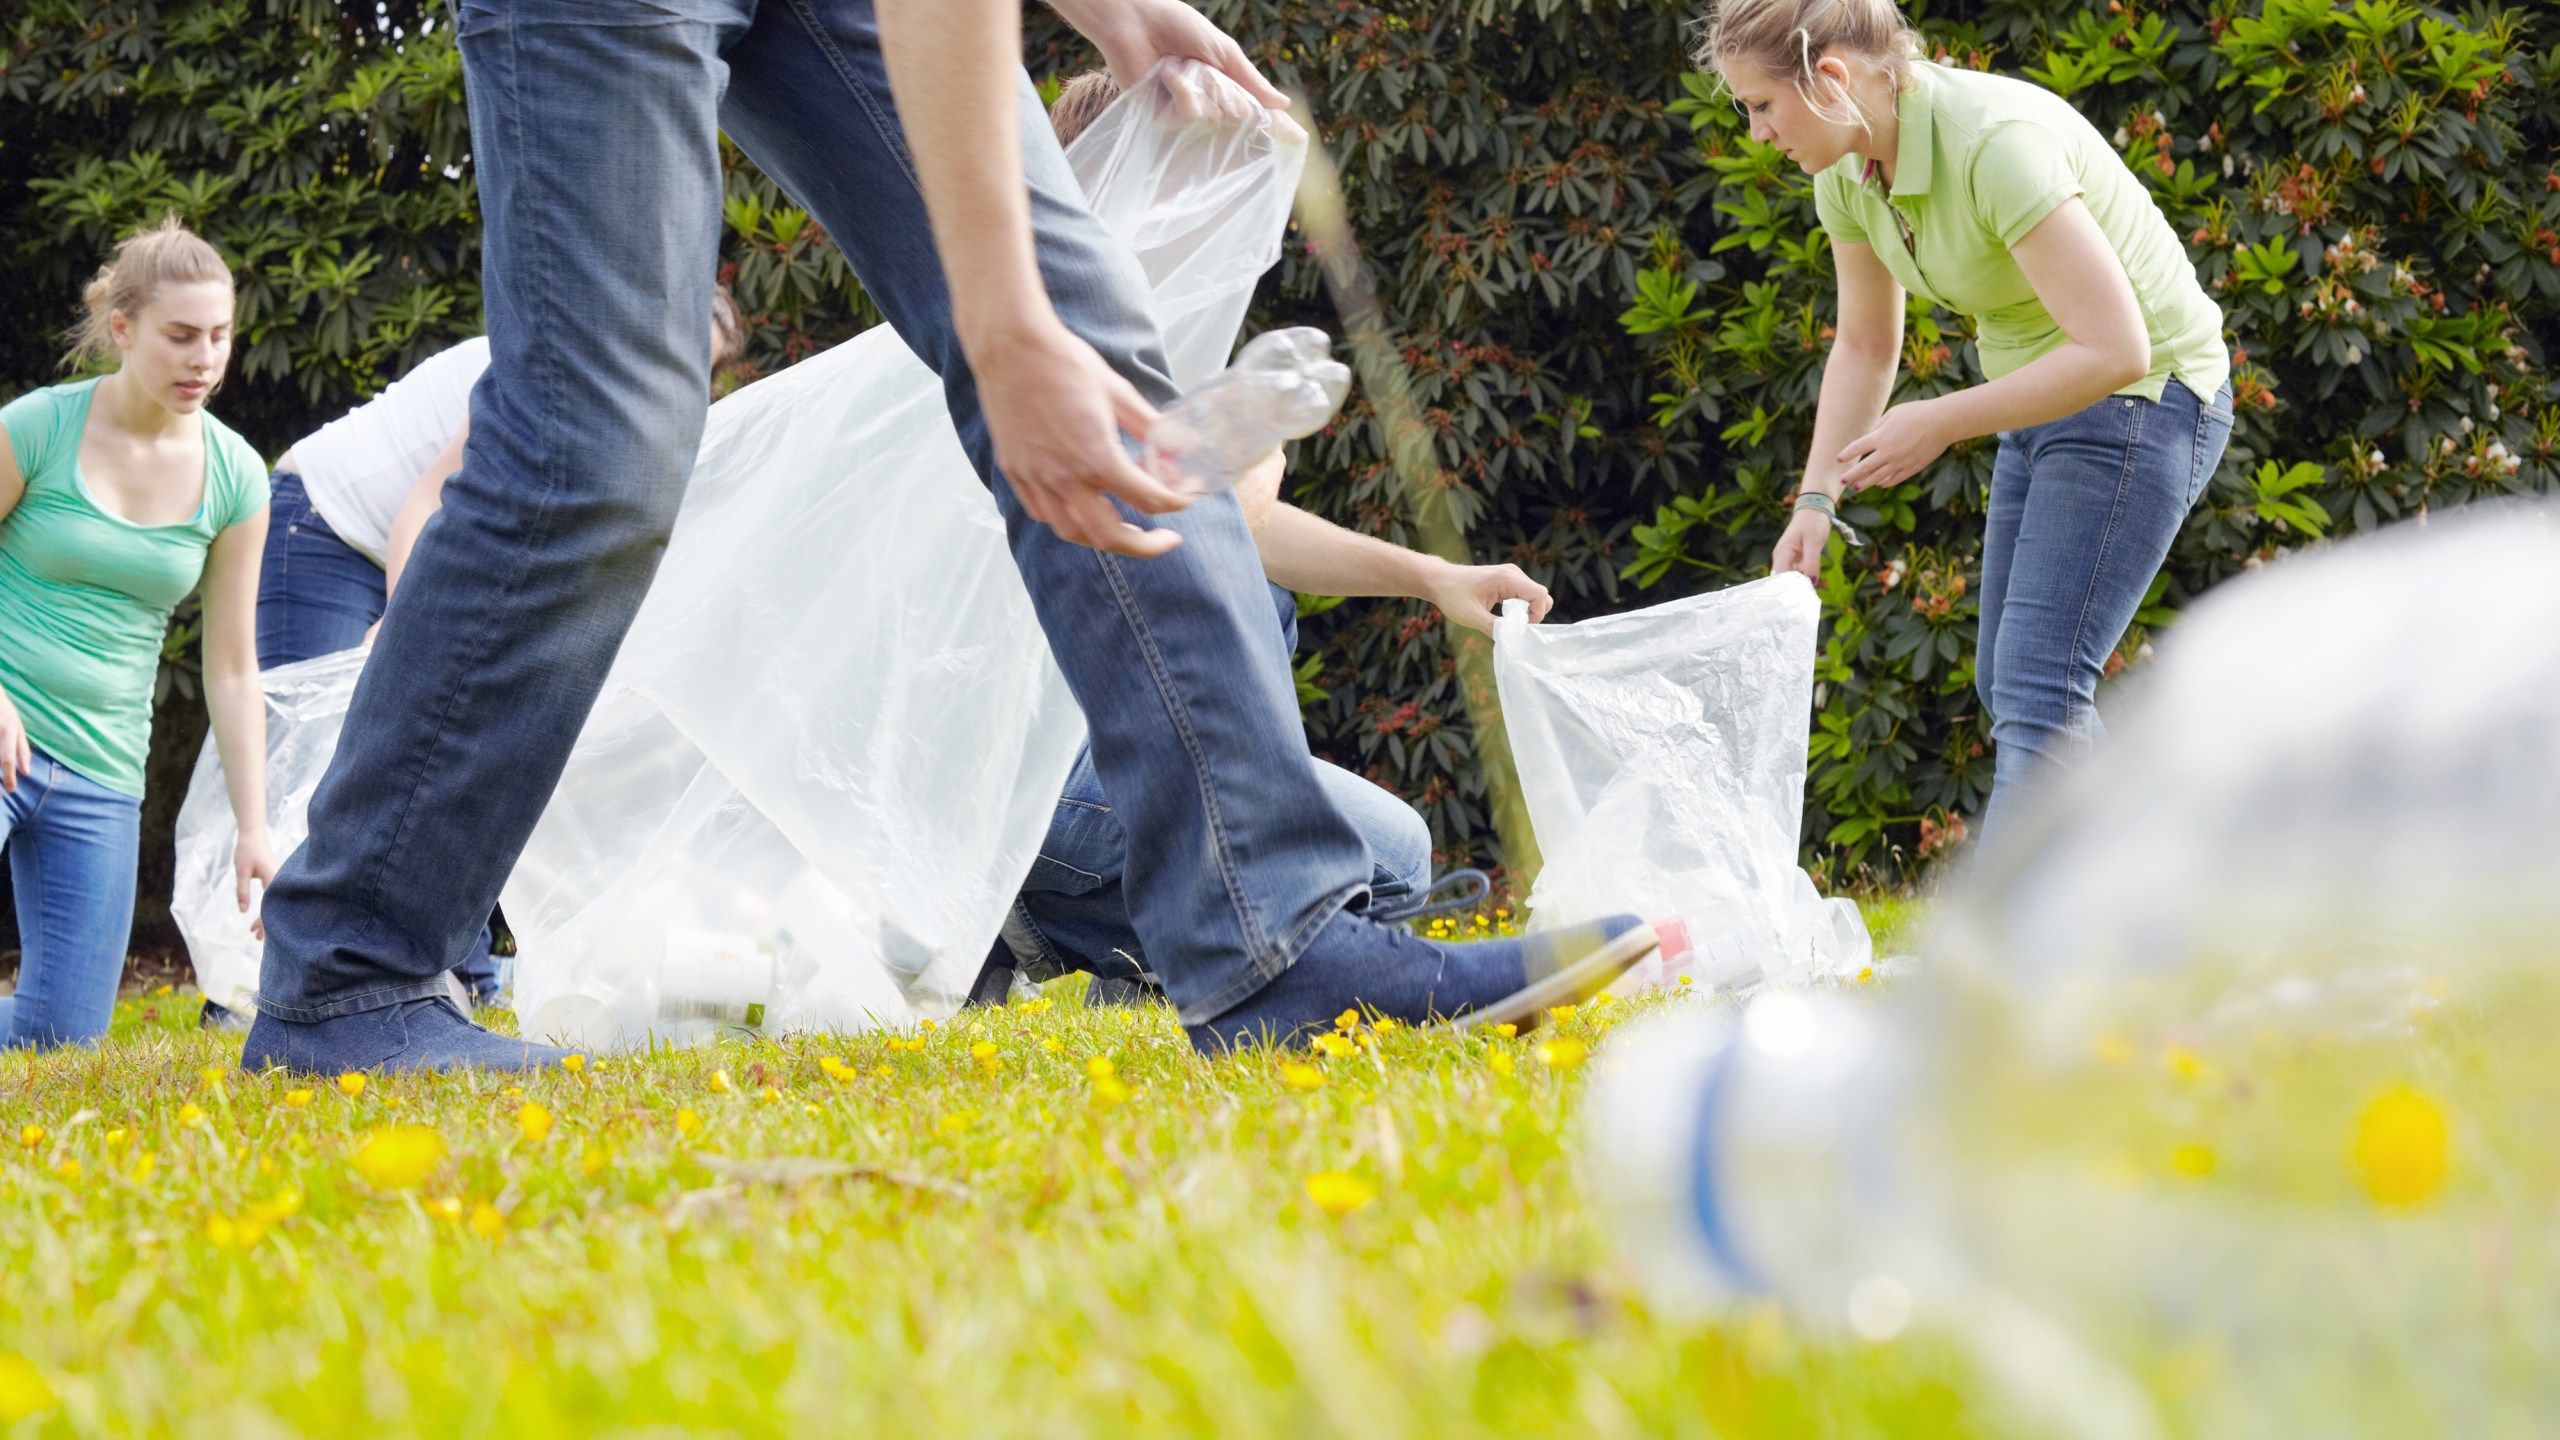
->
[248,1188,304,1224]
[1086,1056,1116,1082]
[580,1143,612,1178]
[709,1069,735,1094]
[1487,1051,1515,1077]
[560,1053,586,1075]
[1546,1004,1578,1024]
[2352,1087,2450,1207]
[803,1103,822,1118]
[337,1073,367,1098]
[675,1108,703,1138]
[177,1104,205,1126]
[918,1018,938,1032]
[760,1086,784,1106]
[283,1089,315,1108]
[53,1160,81,1183]
[352,1124,444,1190]
[468,1203,506,1240]
[1040,1038,1063,1054]
[1493,1023,1518,1040]
[2170,1143,2217,1178]
[103,1128,127,1147]
[1090,1076,1130,1108]
[1312,1034,1354,1059]
[1334,1009,1360,1032]
[2163,1046,2205,1082]
[1281,1063,1325,1092]
[201,1213,264,1251]
[1537,1037,1588,1070]
[151,982,173,997]
[503,1087,524,1097]
[870,1064,892,1080]
[198,1065,227,1092]
[1677,975,1693,987]
[1592,992,1615,1006]
[0,1350,57,1422]
[1305,1171,1375,1217]
[424,1196,464,1221]
[516,1102,554,1144]
[1370,1016,1400,1035]
[130,1151,157,1184]
[937,1111,974,1136]
[1855,967,1876,985]
[972,1041,999,1060]
[16,1125,43,1149]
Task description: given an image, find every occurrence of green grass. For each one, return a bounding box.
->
[0,904,1987,1439]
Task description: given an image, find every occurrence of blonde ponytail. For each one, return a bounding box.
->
[1694,0,1923,134]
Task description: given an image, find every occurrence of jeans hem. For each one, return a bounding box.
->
[1170,879,1365,1028]
[255,978,456,1024]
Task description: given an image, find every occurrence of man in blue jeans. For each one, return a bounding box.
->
[242,0,1657,1073]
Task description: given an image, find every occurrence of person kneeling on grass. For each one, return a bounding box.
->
[969,71,1553,1011]
[0,218,274,1050]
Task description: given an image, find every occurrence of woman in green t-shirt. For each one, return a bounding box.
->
[0,217,276,1049]
[1701,0,2234,846]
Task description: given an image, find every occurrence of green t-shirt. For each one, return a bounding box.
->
[1812,61,2227,403]
[0,378,270,797]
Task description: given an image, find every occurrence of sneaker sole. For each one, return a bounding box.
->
[1441,922,1663,1033]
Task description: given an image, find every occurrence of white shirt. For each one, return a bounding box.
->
[289,337,489,561]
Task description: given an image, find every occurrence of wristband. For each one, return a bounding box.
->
[1792,491,1838,517]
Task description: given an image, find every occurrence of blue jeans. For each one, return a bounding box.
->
[256,471,387,665]
[256,0,1370,1028]
[1976,378,2234,841]
[0,748,142,1050]
[256,471,501,1006]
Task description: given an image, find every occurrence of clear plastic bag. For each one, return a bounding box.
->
[1492,573,1869,991]
[171,647,374,1016]
[507,61,1309,1048]
[1142,326,1351,493]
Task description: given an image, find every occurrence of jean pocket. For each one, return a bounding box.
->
[2188,384,2237,507]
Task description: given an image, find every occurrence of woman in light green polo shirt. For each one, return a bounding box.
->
[0,217,275,1049]
[1702,0,2233,843]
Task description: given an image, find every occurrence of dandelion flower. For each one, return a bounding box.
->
[1086,1056,1116,1082]
[1487,1051,1515,1077]
[1040,1038,1063,1054]
[283,1089,315,1108]
[16,1125,42,1149]
[337,1073,367,1098]
[0,1351,56,1421]
[1547,1005,1577,1024]
[760,1086,784,1106]
[1281,1064,1325,1092]
[560,1054,587,1075]
[1493,1023,1518,1040]
[1091,1076,1130,1108]
[469,1203,507,1240]
[516,1103,554,1144]
[1370,1016,1400,1035]
[1678,975,1693,987]
[818,1057,856,1083]
[352,1124,444,1190]
[869,1064,891,1080]
[675,1108,703,1138]
[1312,1034,1354,1059]
[103,1128,127,1147]
[198,1066,227,1092]
[2352,1087,2449,1207]
[177,1104,205,1126]
[1334,1010,1360,1032]
[1305,1171,1376,1217]
[709,1069,735,1094]
[1537,1037,1588,1070]
[53,1160,80,1183]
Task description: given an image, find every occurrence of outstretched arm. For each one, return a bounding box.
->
[1234,454,1552,633]
[200,503,277,930]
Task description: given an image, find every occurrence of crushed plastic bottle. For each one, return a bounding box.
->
[1140,326,1350,494]
[1585,505,2560,1439]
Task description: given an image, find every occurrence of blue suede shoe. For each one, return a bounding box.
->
[240,995,575,1075]
[1185,909,1662,1054]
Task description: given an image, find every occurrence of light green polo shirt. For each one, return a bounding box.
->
[1812,61,2227,403]
[0,378,270,797]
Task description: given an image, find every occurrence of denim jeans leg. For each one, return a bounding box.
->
[1,751,142,1050]
[1976,381,2222,845]
[256,472,389,668]
[253,0,743,1021]
[719,0,1370,1025]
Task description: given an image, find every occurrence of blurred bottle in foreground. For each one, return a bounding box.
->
[1141,326,1349,494]
[1587,504,2560,1440]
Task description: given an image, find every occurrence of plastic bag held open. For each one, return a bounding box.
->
[1492,574,1869,991]
[1141,327,1350,494]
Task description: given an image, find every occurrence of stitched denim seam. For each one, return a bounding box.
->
[1091,548,1276,967]
[1170,879,1365,1026]
[777,0,923,192]
[2066,395,2151,735]
[255,977,453,1025]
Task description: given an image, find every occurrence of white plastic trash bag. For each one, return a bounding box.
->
[506,61,1308,1049]
[172,646,372,1016]
[1493,573,1870,990]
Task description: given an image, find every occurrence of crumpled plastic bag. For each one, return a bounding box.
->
[171,647,373,1016]
[507,61,1309,1048]
[1493,573,1870,990]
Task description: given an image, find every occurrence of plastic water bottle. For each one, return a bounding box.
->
[1142,327,1350,494]
[1585,506,2560,1438]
